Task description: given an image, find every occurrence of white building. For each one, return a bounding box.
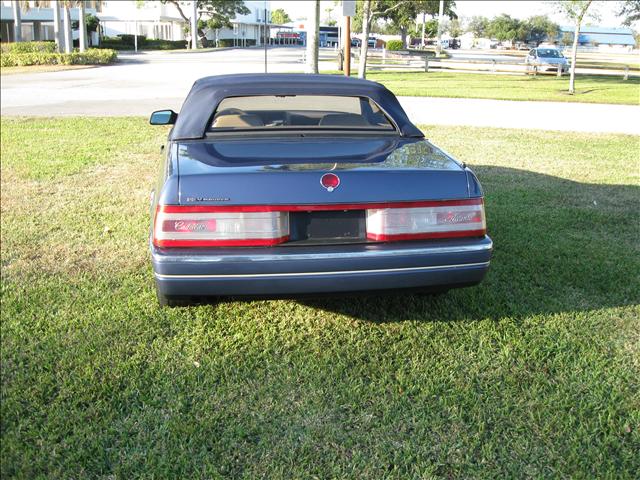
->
[0,0,99,43]
[98,1,185,41]
[205,0,275,47]
[1,0,280,48]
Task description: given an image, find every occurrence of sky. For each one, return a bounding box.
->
[269,1,632,29]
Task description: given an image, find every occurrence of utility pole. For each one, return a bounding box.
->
[344,16,351,76]
[191,0,198,49]
[342,0,356,77]
[435,0,444,57]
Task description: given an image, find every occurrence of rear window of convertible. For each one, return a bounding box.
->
[209,95,395,131]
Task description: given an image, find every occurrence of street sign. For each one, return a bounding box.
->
[342,0,356,17]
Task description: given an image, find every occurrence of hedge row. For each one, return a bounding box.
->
[217,38,256,47]
[99,36,187,50]
[1,41,57,54]
[0,48,118,67]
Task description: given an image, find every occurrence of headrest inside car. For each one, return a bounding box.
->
[212,114,265,128]
[319,113,369,127]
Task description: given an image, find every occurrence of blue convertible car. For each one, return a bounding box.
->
[149,74,492,306]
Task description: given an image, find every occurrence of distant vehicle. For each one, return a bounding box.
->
[351,37,377,48]
[148,74,492,305]
[525,47,569,73]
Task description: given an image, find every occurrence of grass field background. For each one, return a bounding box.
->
[1,118,639,478]
[332,71,640,105]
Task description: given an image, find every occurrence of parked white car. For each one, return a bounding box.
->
[525,47,569,73]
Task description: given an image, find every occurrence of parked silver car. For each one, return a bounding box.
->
[525,47,569,73]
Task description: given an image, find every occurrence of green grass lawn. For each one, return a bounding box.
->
[336,71,640,105]
[1,118,639,478]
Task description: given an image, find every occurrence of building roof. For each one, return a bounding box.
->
[171,74,423,140]
[559,26,636,46]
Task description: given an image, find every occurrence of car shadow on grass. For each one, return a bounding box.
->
[298,166,640,323]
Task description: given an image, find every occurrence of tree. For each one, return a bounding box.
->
[467,15,488,37]
[354,0,456,77]
[617,0,640,26]
[554,1,596,94]
[448,18,463,38]
[271,8,291,25]
[161,0,250,48]
[487,14,522,43]
[522,15,559,45]
[306,0,319,73]
[323,6,337,26]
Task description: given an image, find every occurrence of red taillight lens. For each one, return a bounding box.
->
[366,198,486,241]
[153,206,289,247]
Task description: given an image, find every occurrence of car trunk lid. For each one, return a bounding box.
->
[176,137,470,206]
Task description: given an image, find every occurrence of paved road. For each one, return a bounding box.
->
[2,47,638,134]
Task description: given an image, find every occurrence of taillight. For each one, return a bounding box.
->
[153,206,289,247]
[366,198,486,241]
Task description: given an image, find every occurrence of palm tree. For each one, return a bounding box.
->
[52,1,63,52]
[12,1,22,42]
[306,0,320,73]
[58,1,89,53]
[78,1,87,52]
[62,1,73,53]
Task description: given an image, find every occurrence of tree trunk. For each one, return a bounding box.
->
[191,0,198,49]
[400,26,407,49]
[305,0,319,74]
[63,4,72,53]
[357,0,371,79]
[569,21,580,94]
[53,0,62,52]
[12,1,22,42]
[78,1,87,52]
[435,0,444,57]
[421,12,425,48]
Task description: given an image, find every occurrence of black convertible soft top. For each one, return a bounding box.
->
[171,74,424,140]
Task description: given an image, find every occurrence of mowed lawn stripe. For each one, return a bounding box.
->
[327,71,640,105]
[1,118,639,478]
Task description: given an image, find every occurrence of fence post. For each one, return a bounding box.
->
[492,59,496,72]
[557,65,562,77]
[624,65,629,80]
[424,56,429,73]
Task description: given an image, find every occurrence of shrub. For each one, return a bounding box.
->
[1,41,56,54]
[0,48,118,67]
[386,39,403,51]
[118,34,147,46]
